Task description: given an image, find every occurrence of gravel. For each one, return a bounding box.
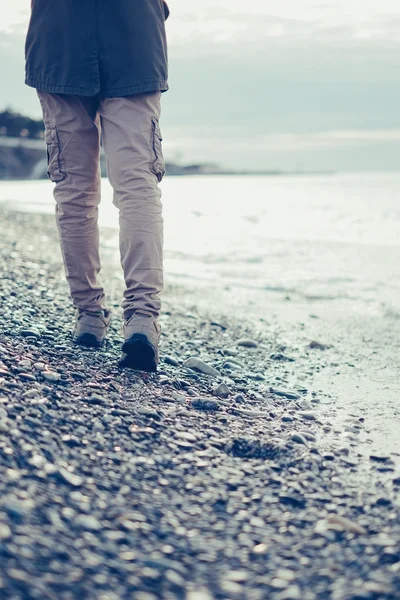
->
[0,206,399,600]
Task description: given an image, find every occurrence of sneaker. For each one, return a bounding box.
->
[119,314,161,372]
[73,308,111,348]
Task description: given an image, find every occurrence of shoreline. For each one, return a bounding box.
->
[0,207,400,599]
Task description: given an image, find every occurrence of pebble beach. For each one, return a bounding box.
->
[0,206,400,600]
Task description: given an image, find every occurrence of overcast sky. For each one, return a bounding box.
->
[1,0,400,171]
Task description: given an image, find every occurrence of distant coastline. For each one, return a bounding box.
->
[0,136,335,180]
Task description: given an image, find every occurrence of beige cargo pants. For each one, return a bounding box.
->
[37,91,164,321]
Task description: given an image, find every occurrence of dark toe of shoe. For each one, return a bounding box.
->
[119,334,158,372]
[73,333,103,348]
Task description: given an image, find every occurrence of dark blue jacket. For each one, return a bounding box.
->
[25,0,169,97]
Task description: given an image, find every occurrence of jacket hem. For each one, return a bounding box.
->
[26,79,169,97]
[102,81,169,97]
[26,79,100,96]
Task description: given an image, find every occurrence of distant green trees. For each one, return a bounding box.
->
[0,108,44,139]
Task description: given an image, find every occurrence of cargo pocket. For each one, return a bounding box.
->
[45,126,66,183]
[150,117,166,182]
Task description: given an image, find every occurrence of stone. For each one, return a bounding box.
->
[275,585,302,600]
[232,408,269,418]
[164,356,180,366]
[279,493,306,508]
[233,393,246,403]
[282,415,294,422]
[252,543,268,555]
[184,358,220,377]
[18,359,32,370]
[19,373,37,382]
[83,394,111,405]
[55,468,83,488]
[290,433,308,446]
[315,514,367,535]
[42,371,60,382]
[74,515,101,531]
[0,524,11,540]
[224,348,239,356]
[33,362,46,370]
[186,591,214,600]
[20,330,40,339]
[270,388,300,400]
[299,399,313,410]
[322,453,335,461]
[297,430,316,442]
[370,454,393,464]
[237,338,258,348]
[298,411,317,421]
[136,407,161,420]
[175,431,197,442]
[191,397,221,412]
[223,361,243,370]
[270,354,295,362]
[213,383,230,398]
[309,341,327,350]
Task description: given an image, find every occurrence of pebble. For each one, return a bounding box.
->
[0,524,12,540]
[186,591,214,600]
[232,408,270,418]
[20,329,40,338]
[190,397,221,412]
[74,515,102,531]
[298,411,317,421]
[270,353,295,362]
[237,338,258,348]
[82,394,111,405]
[309,341,327,350]
[223,360,244,370]
[282,415,294,422]
[55,468,83,488]
[184,357,220,377]
[136,407,161,420]
[275,585,302,600]
[18,359,32,370]
[213,383,230,398]
[299,399,313,410]
[322,453,335,461]
[252,543,269,555]
[4,499,33,521]
[279,493,306,508]
[270,388,300,400]
[315,514,367,535]
[224,348,239,356]
[19,373,36,382]
[370,454,393,464]
[42,371,60,382]
[175,431,197,442]
[297,430,317,442]
[290,433,308,446]
[233,394,246,403]
[33,362,46,370]
[164,355,180,366]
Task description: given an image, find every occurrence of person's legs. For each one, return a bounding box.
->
[37,92,108,313]
[99,92,164,322]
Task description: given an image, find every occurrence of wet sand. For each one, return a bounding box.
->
[0,207,399,599]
